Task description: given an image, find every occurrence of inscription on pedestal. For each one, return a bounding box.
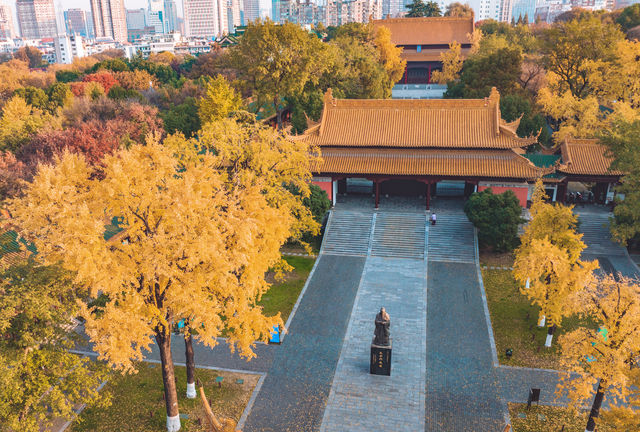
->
[370,340,392,376]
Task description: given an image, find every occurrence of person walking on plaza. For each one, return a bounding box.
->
[430,212,436,226]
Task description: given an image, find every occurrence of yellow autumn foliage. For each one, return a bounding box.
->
[558,276,640,417]
[513,180,597,326]
[9,119,319,373]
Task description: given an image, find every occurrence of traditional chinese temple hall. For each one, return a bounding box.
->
[301,88,621,209]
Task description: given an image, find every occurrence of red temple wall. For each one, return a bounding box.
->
[312,177,333,203]
[478,184,528,207]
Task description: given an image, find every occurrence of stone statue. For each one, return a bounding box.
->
[373,307,390,346]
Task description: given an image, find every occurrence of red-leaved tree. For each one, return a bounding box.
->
[82,71,119,93]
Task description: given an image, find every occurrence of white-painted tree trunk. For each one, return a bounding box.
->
[186,382,196,399]
[167,414,181,432]
[538,315,546,327]
[525,278,530,289]
[545,333,553,347]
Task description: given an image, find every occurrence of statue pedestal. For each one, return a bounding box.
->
[370,339,392,376]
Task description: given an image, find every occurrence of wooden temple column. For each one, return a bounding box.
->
[375,180,380,209]
[425,180,431,210]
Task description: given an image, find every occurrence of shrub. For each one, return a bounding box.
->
[464,188,523,252]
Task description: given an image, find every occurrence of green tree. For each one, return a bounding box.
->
[446,47,522,98]
[616,4,640,31]
[304,184,330,224]
[539,16,623,98]
[55,70,80,83]
[198,75,242,124]
[228,20,329,128]
[599,119,640,245]
[0,261,109,432]
[500,93,550,147]
[406,0,442,17]
[321,24,404,100]
[444,2,473,17]
[46,82,72,111]
[13,87,48,111]
[464,188,523,252]
[161,97,201,138]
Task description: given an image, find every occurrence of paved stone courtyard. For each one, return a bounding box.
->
[126,197,640,431]
[320,256,428,432]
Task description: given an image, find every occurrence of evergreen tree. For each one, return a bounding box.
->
[406,0,442,17]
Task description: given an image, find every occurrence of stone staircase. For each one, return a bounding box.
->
[322,210,374,256]
[576,210,626,257]
[427,209,476,263]
[370,212,427,260]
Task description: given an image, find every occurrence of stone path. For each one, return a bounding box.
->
[320,254,428,431]
[576,206,640,280]
[243,218,370,431]
[426,199,506,431]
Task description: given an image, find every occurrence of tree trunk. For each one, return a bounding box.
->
[185,332,196,399]
[156,329,181,432]
[545,324,556,348]
[538,315,546,327]
[585,379,605,432]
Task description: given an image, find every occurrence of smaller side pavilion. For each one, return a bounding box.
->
[555,138,623,204]
[301,88,550,209]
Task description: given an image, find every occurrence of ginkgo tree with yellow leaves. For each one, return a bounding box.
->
[9,117,320,432]
[513,180,597,348]
[558,275,640,432]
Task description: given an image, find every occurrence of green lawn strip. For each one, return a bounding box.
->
[482,269,595,370]
[258,255,315,322]
[71,362,257,432]
[509,403,615,432]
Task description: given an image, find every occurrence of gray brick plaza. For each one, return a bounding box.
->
[132,197,639,431]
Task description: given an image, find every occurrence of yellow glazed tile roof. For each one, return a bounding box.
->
[559,138,622,176]
[303,88,535,149]
[372,17,474,47]
[315,148,546,179]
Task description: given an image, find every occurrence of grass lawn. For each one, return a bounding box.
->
[258,255,315,322]
[479,250,515,268]
[509,403,616,432]
[72,362,258,432]
[482,268,595,370]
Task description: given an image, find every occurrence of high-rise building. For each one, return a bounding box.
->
[382,0,404,17]
[467,0,502,20]
[243,0,260,21]
[0,4,16,39]
[86,11,95,37]
[183,0,228,37]
[17,0,58,39]
[147,0,165,33]
[90,0,127,42]
[500,0,513,20]
[126,8,147,29]
[65,8,90,37]
[510,0,535,21]
[228,0,243,29]
[164,0,179,32]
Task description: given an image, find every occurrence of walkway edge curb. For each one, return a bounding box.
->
[623,247,640,278]
[474,227,499,367]
[281,210,333,340]
[237,373,267,430]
